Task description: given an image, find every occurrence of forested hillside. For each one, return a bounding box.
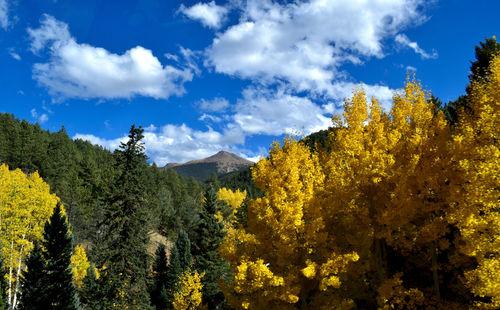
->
[0,115,205,244]
[0,38,499,310]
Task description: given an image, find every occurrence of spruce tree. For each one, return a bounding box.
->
[80,265,103,310]
[97,125,152,309]
[176,229,192,271]
[150,244,169,310]
[192,185,229,309]
[42,203,81,310]
[17,243,49,310]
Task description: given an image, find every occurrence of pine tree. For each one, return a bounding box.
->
[80,265,103,310]
[42,203,81,310]
[96,125,152,309]
[192,185,229,309]
[150,244,170,310]
[17,243,49,310]
[176,230,192,271]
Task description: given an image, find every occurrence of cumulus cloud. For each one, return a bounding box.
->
[199,97,230,112]
[179,1,229,29]
[75,123,248,166]
[30,108,49,124]
[234,86,331,136]
[395,34,437,59]
[206,0,426,96]
[0,0,8,29]
[28,14,193,100]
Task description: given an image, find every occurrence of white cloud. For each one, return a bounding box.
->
[28,14,193,100]
[234,86,331,136]
[0,0,8,29]
[406,65,417,72]
[74,123,247,166]
[206,0,426,97]
[179,1,229,29]
[9,48,20,60]
[395,34,437,59]
[199,113,223,122]
[73,134,125,150]
[30,108,49,124]
[199,97,230,112]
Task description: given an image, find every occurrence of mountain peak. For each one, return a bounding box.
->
[162,151,253,180]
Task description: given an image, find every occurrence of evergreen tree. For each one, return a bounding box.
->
[42,203,81,310]
[80,265,103,310]
[176,230,192,271]
[96,125,152,309]
[0,252,7,310]
[17,243,49,310]
[192,185,229,309]
[150,244,170,310]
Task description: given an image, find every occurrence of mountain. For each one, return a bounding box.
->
[162,151,253,180]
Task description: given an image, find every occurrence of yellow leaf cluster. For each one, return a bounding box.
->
[0,164,59,305]
[173,269,204,310]
[221,55,500,308]
[448,53,500,308]
[70,244,90,289]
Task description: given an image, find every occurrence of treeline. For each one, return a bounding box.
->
[0,115,205,244]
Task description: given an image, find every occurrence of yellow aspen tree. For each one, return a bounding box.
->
[322,78,454,308]
[172,269,204,310]
[217,187,246,226]
[0,164,59,308]
[70,244,90,289]
[448,53,500,309]
[220,139,358,309]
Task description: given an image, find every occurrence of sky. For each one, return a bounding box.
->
[0,0,498,166]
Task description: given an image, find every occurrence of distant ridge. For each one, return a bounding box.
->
[162,151,253,180]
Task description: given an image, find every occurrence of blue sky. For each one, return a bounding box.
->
[0,0,498,165]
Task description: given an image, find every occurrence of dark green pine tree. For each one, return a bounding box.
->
[176,229,192,271]
[150,244,170,310]
[0,251,8,310]
[97,125,152,309]
[444,37,500,124]
[17,243,50,310]
[192,185,230,309]
[42,203,81,310]
[80,265,104,310]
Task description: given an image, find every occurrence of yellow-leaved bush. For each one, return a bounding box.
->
[172,269,204,310]
[221,55,500,309]
[0,164,59,307]
[70,244,90,289]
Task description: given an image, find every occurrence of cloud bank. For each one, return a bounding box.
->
[28,15,193,100]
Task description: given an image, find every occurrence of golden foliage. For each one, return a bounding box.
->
[173,269,204,310]
[70,244,90,289]
[0,164,59,305]
[221,56,500,308]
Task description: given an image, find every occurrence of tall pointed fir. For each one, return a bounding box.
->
[42,203,81,310]
[80,265,102,310]
[150,244,170,310]
[176,229,192,272]
[17,243,49,310]
[96,125,152,309]
[192,185,229,309]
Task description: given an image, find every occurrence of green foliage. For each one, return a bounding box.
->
[42,203,81,310]
[151,244,170,310]
[176,230,192,272]
[191,185,230,309]
[97,125,153,309]
[80,265,103,310]
[18,243,49,310]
